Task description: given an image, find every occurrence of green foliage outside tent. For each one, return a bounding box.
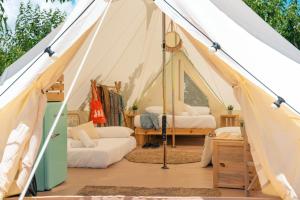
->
[0,2,66,75]
[0,0,299,76]
[244,0,300,49]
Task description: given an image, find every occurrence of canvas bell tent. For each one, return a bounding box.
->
[1,0,300,199]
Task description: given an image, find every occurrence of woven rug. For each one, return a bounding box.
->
[77,186,221,197]
[125,147,202,164]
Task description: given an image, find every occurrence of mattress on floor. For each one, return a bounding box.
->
[67,136,136,168]
[134,114,216,129]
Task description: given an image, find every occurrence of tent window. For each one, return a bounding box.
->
[184,72,208,106]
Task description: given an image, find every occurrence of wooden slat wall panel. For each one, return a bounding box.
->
[46,75,64,102]
[213,139,245,189]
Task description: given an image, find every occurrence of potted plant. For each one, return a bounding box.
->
[131,101,138,115]
[227,105,234,115]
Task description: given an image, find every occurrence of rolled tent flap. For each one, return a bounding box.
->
[0,0,108,197]
[154,0,300,199]
[0,90,46,198]
[0,124,30,198]
[183,29,300,199]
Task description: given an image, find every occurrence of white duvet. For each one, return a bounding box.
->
[67,136,136,168]
[134,114,216,129]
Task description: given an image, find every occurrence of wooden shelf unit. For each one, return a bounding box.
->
[212,138,245,189]
[220,114,239,127]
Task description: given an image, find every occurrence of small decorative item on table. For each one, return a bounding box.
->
[126,102,139,130]
[227,105,234,115]
[131,101,138,115]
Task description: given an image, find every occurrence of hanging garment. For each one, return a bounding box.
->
[111,92,125,126]
[97,84,125,126]
[98,85,111,126]
[119,94,125,125]
[90,81,106,125]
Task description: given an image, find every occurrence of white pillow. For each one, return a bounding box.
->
[214,127,241,136]
[185,105,210,115]
[145,106,163,114]
[70,121,99,140]
[193,106,210,115]
[96,126,134,138]
[176,112,189,116]
[71,140,84,148]
[78,130,96,148]
[200,135,213,167]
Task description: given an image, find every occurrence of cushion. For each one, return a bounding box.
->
[145,106,163,114]
[96,126,134,138]
[176,112,189,116]
[70,121,99,140]
[200,135,213,167]
[78,130,96,148]
[214,126,241,136]
[185,105,210,115]
[70,140,84,148]
[166,101,186,114]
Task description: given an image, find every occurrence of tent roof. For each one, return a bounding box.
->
[0,25,63,85]
[1,0,300,199]
[211,0,300,64]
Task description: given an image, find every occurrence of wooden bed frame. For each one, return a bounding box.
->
[135,127,214,146]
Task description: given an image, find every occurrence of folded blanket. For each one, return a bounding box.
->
[140,112,159,130]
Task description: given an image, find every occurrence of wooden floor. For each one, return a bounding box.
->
[34,136,276,199]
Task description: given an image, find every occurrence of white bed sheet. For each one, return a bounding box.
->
[67,136,136,168]
[134,114,216,129]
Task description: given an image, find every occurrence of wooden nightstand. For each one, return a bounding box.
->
[125,112,137,130]
[212,138,245,189]
[220,114,239,127]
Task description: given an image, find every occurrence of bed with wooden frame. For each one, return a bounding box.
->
[134,113,216,146]
[135,127,214,146]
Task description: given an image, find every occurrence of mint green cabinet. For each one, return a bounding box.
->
[36,102,67,191]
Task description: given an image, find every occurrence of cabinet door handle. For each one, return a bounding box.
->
[51,133,60,139]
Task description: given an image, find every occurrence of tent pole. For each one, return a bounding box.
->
[161,11,168,169]
[171,21,176,148]
[171,55,176,148]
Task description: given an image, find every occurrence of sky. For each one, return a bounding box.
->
[3,0,77,30]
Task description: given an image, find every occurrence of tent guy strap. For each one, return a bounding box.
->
[158,0,300,115]
[0,0,96,97]
[18,1,113,199]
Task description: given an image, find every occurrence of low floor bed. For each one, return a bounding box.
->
[67,136,136,168]
[134,114,216,129]
[134,114,216,146]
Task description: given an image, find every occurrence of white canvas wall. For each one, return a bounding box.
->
[0,0,300,199]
